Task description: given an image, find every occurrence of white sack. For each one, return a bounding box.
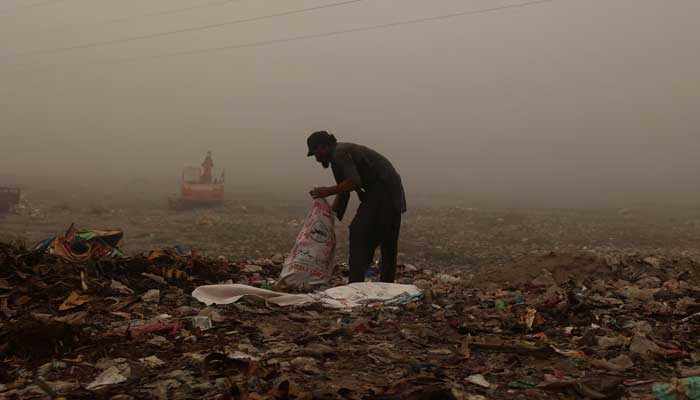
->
[277,198,336,290]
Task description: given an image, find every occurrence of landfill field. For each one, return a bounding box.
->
[2,184,700,269]
[2,188,700,399]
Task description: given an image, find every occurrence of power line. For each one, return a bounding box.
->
[0,0,68,16]
[13,0,240,36]
[2,0,366,59]
[6,0,561,73]
[113,0,562,65]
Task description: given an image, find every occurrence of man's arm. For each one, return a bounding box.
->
[310,148,361,199]
[310,179,356,199]
[332,191,350,220]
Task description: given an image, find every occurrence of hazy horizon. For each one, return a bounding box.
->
[1,0,698,206]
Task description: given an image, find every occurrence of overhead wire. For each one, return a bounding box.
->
[12,0,241,36]
[5,0,562,73]
[102,0,562,66]
[2,0,367,59]
[0,0,69,16]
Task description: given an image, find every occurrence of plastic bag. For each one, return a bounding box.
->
[277,198,336,290]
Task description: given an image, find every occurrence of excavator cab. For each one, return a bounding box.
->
[169,153,224,210]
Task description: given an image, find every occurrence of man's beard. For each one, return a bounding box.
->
[322,160,330,169]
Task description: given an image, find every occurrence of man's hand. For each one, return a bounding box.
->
[309,187,334,199]
[309,180,356,200]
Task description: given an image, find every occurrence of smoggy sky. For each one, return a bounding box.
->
[1,0,698,204]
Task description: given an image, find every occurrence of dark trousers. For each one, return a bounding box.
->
[348,188,402,283]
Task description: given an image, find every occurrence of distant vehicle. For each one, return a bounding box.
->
[0,187,20,213]
[169,152,225,210]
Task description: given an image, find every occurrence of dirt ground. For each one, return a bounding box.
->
[2,183,700,270]
[2,183,700,399]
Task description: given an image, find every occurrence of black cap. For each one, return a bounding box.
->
[306,131,336,156]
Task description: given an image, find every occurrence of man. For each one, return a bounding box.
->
[307,131,406,283]
[201,151,214,183]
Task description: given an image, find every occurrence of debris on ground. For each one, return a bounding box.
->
[32,223,124,262]
[2,242,700,399]
[653,376,700,400]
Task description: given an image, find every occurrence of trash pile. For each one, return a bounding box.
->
[2,240,700,399]
[32,223,124,263]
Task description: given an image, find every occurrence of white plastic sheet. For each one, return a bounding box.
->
[191,282,422,309]
[319,282,423,308]
[191,284,313,307]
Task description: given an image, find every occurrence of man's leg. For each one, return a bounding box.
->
[379,211,401,283]
[348,201,380,283]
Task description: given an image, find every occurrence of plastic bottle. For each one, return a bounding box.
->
[653,377,700,400]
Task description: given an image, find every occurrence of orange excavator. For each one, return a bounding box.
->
[169,152,224,209]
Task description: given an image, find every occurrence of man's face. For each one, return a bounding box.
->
[312,145,332,168]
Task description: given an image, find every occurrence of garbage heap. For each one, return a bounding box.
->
[2,241,700,400]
